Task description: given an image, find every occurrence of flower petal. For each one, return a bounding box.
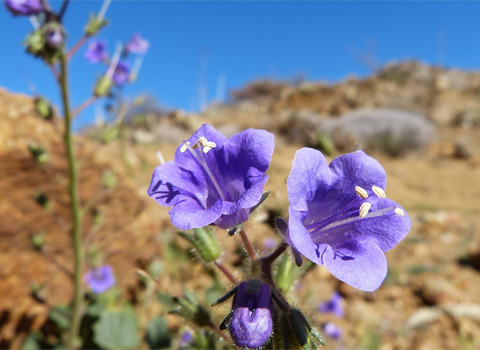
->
[174,124,227,173]
[148,161,207,209]
[329,150,387,192]
[323,239,387,292]
[170,199,224,230]
[230,308,272,349]
[287,148,335,212]
[221,128,274,174]
[287,208,329,265]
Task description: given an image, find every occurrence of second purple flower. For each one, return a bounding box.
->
[287,148,411,292]
[148,124,274,230]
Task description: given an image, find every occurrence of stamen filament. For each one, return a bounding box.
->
[183,141,226,201]
[310,206,397,242]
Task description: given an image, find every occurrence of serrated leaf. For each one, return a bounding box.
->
[93,309,140,349]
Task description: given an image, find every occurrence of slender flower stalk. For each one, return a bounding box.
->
[214,260,238,284]
[59,53,84,350]
[72,95,98,118]
[239,228,256,260]
[67,35,88,60]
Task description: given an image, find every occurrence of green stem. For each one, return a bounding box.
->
[59,54,84,350]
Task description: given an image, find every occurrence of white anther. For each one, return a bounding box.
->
[180,142,190,153]
[359,202,372,218]
[372,185,386,198]
[394,208,404,216]
[355,186,368,199]
[198,136,216,153]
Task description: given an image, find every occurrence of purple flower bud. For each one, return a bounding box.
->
[125,33,149,54]
[5,0,42,15]
[318,291,344,318]
[112,61,130,86]
[84,265,115,293]
[45,25,63,48]
[84,40,108,64]
[229,280,273,349]
[323,322,342,339]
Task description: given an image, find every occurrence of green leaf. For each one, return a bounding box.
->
[93,309,140,349]
[48,305,70,331]
[145,316,171,349]
[22,333,41,350]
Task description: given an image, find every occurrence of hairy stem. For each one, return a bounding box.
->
[60,54,84,350]
[214,260,238,284]
[67,35,88,61]
[239,228,257,260]
[72,95,98,118]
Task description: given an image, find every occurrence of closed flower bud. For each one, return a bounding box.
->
[170,290,213,328]
[277,308,325,349]
[85,13,108,36]
[177,227,221,263]
[28,143,49,164]
[34,96,53,120]
[5,0,42,16]
[45,23,64,48]
[94,75,113,97]
[217,280,274,349]
[25,29,46,55]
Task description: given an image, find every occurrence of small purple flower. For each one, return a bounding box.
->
[180,330,193,348]
[5,0,42,15]
[125,33,149,55]
[323,322,342,339]
[318,291,344,318]
[287,149,411,291]
[84,265,116,293]
[112,61,130,86]
[84,40,108,64]
[263,237,277,251]
[148,124,274,230]
[45,25,63,48]
[229,280,273,349]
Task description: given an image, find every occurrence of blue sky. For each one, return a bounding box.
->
[1,1,480,129]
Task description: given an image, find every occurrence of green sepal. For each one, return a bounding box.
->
[94,75,113,97]
[274,253,297,294]
[31,231,46,251]
[177,227,221,263]
[28,143,49,164]
[169,290,213,328]
[34,97,53,120]
[276,308,326,349]
[85,13,109,36]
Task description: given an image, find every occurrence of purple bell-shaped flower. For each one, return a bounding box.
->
[229,280,273,349]
[214,279,274,349]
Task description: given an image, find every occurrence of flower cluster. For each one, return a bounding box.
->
[149,124,411,348]
[85,33,149,90]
